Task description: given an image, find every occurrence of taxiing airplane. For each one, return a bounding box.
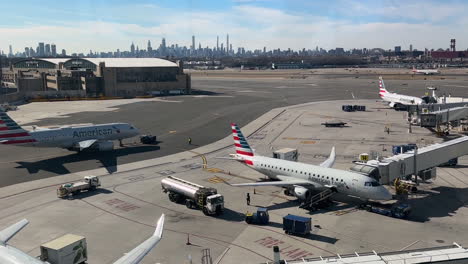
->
[412,66,440,75]
[378,77,424,108]
[0,111,139,151]
[0,214,164,264]
[226,123,392,201]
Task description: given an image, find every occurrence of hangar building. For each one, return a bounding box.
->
[4,58,190,97]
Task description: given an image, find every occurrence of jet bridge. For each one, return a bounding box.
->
[351,136,468,185]
[420,106,468,127]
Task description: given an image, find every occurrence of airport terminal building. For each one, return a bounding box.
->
[3,58,190,97]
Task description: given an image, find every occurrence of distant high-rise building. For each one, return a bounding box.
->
[51,44,57,57]
[147,40,152,52]
[263,47,266,54]
[216,36,219,51]
[450,39,456,52]
[409,44,413,52]
[24,47,30,57]
[61,49,66,56]
[394,46,401,53]
[230,44,232,54]
[8,45,12,57]
[191,35,195,52]
[45,44,51,56]
[226,34,229,54]
[130,42,135,55]
[38,42,45,56]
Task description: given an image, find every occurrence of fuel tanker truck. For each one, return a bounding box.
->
[161,176,224,216]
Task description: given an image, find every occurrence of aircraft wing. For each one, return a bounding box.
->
[113,214,165,264]
[0,219,29,245]
[78,139,97,150]
[230,175,313,187]
[319,147,336,168]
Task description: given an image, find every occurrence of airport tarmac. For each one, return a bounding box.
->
[0,99,466,264]
[2,72,468,187]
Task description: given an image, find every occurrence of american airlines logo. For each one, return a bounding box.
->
[73,128,113,138]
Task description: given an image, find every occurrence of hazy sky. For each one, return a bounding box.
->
[1,0,467,54]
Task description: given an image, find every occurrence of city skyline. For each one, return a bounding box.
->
[2,0,468,53]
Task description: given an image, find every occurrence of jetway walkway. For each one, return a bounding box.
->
[356,136,468,185]
[420,106,468,127]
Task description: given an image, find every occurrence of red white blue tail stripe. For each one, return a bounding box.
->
[0,112,36,144]
[379,77,388,98]
[231,123,254,165]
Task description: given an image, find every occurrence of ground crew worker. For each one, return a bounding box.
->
[246,193,251,205]
[188,137,192,145]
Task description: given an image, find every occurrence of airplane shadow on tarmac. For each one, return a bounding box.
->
[15,145,160,175]
[405,186,468,223]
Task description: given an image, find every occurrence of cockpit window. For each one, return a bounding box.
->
[365,181,381,187]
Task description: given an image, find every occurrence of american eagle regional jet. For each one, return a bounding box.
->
[378,77,424,108]
[227,123,392,201]
[0,214,165,264]
[0,111,139,151]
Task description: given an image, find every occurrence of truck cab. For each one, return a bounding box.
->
[205,194,224,215]
[84,176,100,187]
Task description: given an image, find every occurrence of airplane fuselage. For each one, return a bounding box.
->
[0,245,47,264]
[245,155,392,201]
[6,123,138,148]
[381,92,423,106]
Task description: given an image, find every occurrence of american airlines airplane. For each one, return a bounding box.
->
[378,77,424,108]
[412,66,440,75]
[0,214,164,264]
[227,123,392,201]
[0,111,139,151]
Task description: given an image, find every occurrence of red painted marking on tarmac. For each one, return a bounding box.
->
[254,236,314,259]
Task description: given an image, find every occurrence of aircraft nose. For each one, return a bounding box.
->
[377,187,393,200]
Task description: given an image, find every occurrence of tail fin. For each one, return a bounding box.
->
[0,111,36,144]
[231,123,254,165]
[378,76,388,97]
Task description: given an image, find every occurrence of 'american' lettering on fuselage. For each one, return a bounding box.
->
[73,128,113,138]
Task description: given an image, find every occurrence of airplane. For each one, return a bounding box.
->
[0,214,164,264]
[226,123,392,202]
[378,77,424,108]
[0,111,139,151]
[412,66,440,75]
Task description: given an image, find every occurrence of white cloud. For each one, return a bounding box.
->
[1,1,468,54]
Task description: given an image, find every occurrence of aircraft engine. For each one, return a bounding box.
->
[96,141,114,151]
[388,102,396,108]
[293,186,310,200]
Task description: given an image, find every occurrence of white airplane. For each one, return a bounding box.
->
[412,66,440,75]
[226,123,392,201]
[0,111,139,151]
[0,214,164,264]
[378,77,424,108]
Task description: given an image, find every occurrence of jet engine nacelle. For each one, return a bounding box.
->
[96,141,114,151]
[293,186,310,200]
[389,102,396,108]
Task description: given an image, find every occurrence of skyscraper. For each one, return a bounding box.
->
[147,40,152,52]
[45,44,51,56]
[8,45,13,57]
[38,42,45,56]
[51,44,57,57]
[25,47,30,57]
[61,49,66,56]
[191,35,195,52]
[226,34,229,54]
[216,36,219,51]
[410,44,413,52]
[130,42,135,55]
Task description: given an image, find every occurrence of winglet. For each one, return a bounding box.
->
[320,146,336,168]
[154,214,164,238]
[0,219,29,246]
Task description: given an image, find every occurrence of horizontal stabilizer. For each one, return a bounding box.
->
[0,219,29,245]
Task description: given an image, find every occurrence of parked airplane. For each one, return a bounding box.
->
[378,77,424,108]
[412,66,440,75]
[226,123,392,201]
[0,111,139,151]
[0,214,164,264]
